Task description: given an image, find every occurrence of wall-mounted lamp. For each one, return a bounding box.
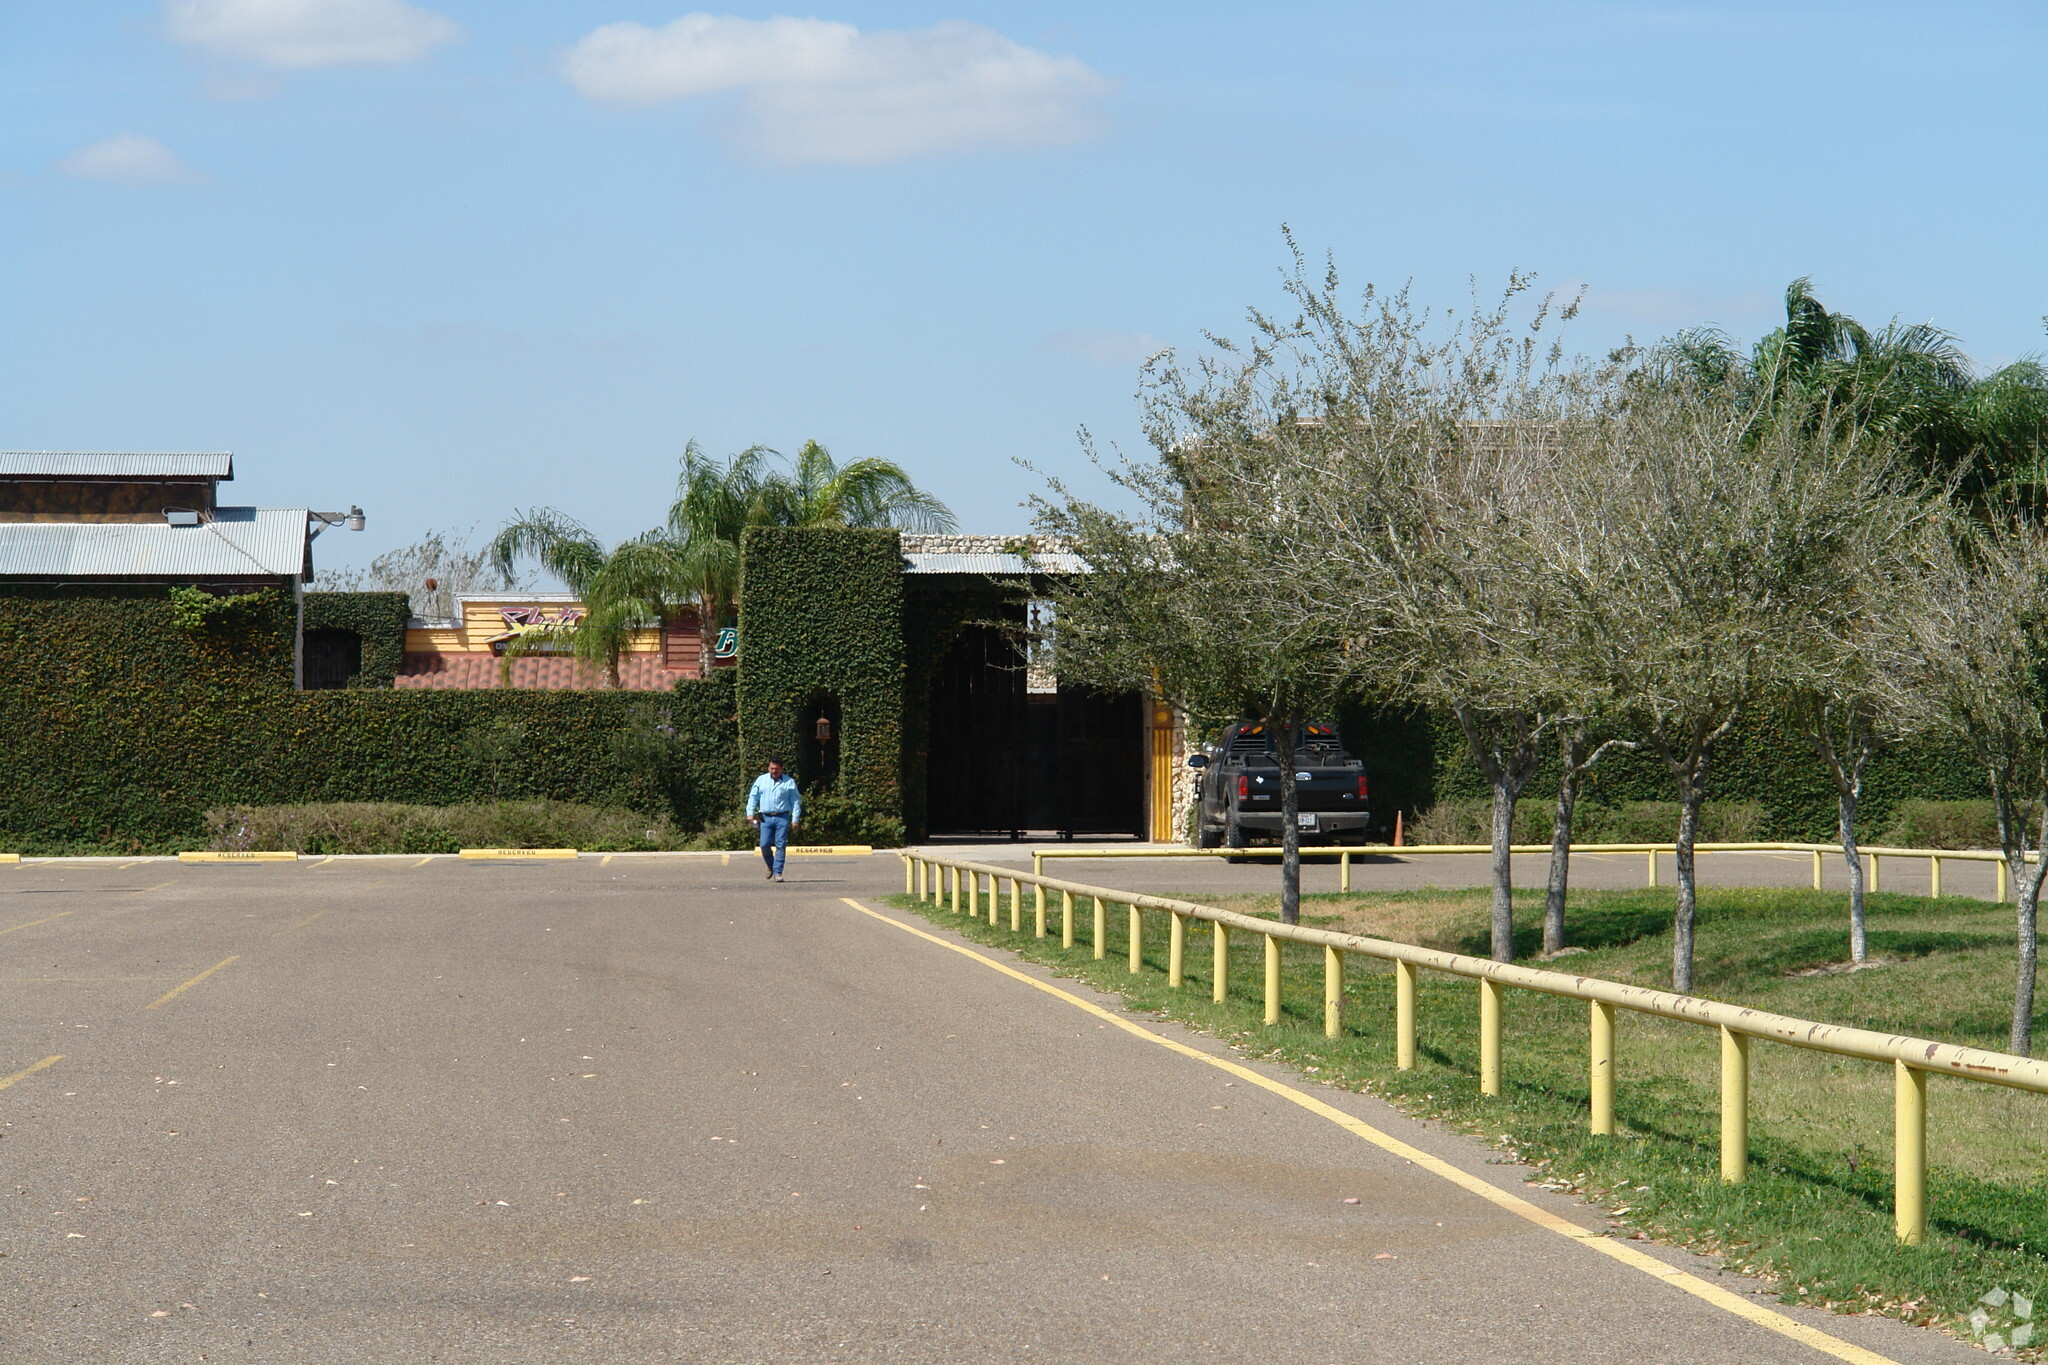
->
[815,716,834,744]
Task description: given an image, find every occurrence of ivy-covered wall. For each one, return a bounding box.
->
[302,590,411,687]
[1337,704,1992,843]
[735,526,905,817]
[0,585,740,852]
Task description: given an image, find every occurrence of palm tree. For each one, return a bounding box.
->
[750,440,957,532]
[662,439,955,673]
[664,441,773,675]
[492,441,956,683]
[1677,278,2048,505]
[487,510,690,689]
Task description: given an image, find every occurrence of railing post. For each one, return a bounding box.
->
[904,854,913,895]
[918,859,929,901]
[1929,855,1941,899]
[1168,913,1185,988]
[1093,897,1107,960]
[1479,978,1502,1096]
[950,866,960,914]
[1395,961,1417,1070]
[1010,877,1021,932]
[1590,1001,1615,1136]
[1341,850,1352,893]
[1033,851,1044,881]
[2000,857,2011,902]
[1061,890,1074,949]
[1034,881,1047,939]
[1264,935,1282,1025]
[1646,849,1657,888]
[1212,924,1229,1003]
[1895,1061,1928,1245]
[1811,849,1823,891]
[1128,904,1143,974]
[1870,852,1881,895]
[1324,946,1344,1038]
[1720,1026,1749,1184]
[988,874,999,925]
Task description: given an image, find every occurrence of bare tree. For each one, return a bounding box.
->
[1780,505,1934,964]
[1279,260,1611,963]
[1538,375,1899,992]
[1910,513,2048,1053]
[1034,333,1364,926]
[316,526,519,619]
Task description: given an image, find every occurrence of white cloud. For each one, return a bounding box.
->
[165,0,460,69]
[54,135,204,186]
[562,14,1114,165]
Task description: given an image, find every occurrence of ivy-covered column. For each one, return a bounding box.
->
[735,527,906,826]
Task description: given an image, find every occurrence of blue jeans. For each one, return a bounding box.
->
[757,813,791,876]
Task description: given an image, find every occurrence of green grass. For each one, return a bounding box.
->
[891,881,2048,1355]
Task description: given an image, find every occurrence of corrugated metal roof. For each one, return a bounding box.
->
[902,552,1088,575]
[0,508,308,579]
[0,452,233,480]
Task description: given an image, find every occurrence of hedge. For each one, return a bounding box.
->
[1338,705,1993,844]
[302,590,410,687]
[0,585,740,853]
[735,526,905,818]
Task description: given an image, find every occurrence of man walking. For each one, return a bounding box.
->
[746,758,802,882]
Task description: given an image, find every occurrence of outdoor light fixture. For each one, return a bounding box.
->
[309,506,367,539]
[815,716,834,743]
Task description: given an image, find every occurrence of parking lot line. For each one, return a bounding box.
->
[0,910,75,937]
[145,955,241,1010]
[278,909,328,934]
[0,1055,64,1092]
[119,881,175,899]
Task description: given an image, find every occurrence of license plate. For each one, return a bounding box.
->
[1297,814,1318,830]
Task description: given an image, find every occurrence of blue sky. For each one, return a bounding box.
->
[5,2,2046,576]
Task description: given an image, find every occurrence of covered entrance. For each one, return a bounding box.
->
[921,618,1146,839]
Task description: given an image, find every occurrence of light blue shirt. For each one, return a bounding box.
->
[747,772,801,822]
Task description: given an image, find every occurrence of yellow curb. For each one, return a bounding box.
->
[177,851,299,863]
[458,848,580,860]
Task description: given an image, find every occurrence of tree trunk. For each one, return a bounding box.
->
[1673,760,1705,994]
[698,596,722,680]
[1840,782,1866,965]
[1813,721,1872,965]
[1488,779,1516,962]
[1545,728,1583,957]
[1998,784,2045,1056]
[1452,707,1542,964]
[1277,718,1302,926]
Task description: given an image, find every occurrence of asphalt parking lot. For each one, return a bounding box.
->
[0,851,1984,1363]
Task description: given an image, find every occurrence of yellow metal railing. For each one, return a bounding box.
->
[899,849,2048,1246]
[1030,841,2033,900]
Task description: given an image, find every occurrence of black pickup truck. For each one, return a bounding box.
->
[1189,721,1371,850]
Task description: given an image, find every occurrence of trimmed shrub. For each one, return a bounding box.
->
[1409,798,1767,846]
[695,789,906,851]
[204,800,691,854]
[1878,799,2013,850]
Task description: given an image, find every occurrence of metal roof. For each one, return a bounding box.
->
[0,452,233,480]
[902,552,1087,575]
[0,508,308,579]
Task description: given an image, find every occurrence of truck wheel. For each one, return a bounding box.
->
[1223,815,1248,864]
[1196,824,1221,849]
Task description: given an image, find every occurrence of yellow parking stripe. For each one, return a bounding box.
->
[145,956,241,1010]
[0,1055,64,1092]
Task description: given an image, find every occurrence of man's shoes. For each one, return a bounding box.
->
[774,873,784,882]
[764,867,774,880]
